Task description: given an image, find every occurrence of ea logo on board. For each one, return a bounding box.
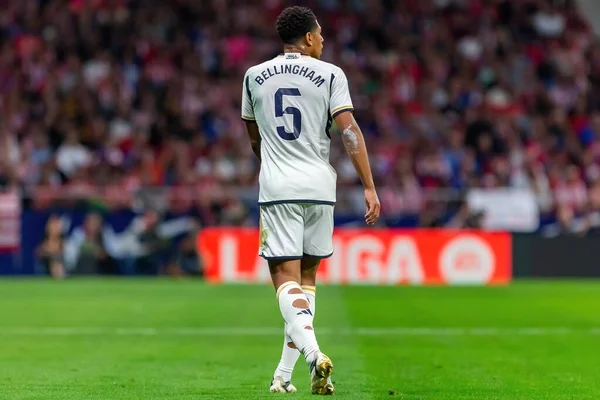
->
[439,235,495,285]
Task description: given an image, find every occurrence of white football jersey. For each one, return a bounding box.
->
[241,53,353,206]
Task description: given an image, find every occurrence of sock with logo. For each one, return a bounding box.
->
[274,285,317,381]
[276,281,320,366]
[302,285,316,315]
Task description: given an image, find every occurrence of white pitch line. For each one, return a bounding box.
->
[0,327,596,336]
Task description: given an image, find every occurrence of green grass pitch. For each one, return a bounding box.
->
[0,279,598,399]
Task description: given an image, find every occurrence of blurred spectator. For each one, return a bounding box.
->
[541,204,586,237]
[130,210,169,275]
[64,213,119,274]
[419,200,447,228]
[36,215,65,278]
[553,164,588,213]
[532,2,566,38]
[169,226,203,277]
[445,199,485,229]
[120,210,198,275]
[55,128,91,180]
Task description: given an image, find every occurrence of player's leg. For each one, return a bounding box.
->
[302,204,335,311]
[274,319,301,388]
[270,259,321,363]
[269,258,305,393]
[273,257,320,388]
[260,204,302,393]
[301,257,319,314]
[271,260,317,366]
[261,204,323,392]
[302,204,335,395]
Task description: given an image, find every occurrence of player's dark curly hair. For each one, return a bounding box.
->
[276,6,318,45]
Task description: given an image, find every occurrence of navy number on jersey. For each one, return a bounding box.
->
[274,88,302,140]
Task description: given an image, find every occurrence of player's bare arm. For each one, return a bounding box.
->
[244,121,261,161]
[333,110,380,225]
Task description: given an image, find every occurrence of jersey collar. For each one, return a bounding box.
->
[277,53,311,59]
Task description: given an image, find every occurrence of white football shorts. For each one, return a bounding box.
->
[259,203,334,260]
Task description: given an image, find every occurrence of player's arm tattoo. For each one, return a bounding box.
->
[334,112,376,190]
[341,125,359,156]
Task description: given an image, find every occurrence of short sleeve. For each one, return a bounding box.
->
[241,72,255,121]
[329,68,354,118]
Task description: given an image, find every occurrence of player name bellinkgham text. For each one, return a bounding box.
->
[254,65,326,87]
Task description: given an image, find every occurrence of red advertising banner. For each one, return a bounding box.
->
[197,228,512,285]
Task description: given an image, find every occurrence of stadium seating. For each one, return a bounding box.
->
[0,0,596,229]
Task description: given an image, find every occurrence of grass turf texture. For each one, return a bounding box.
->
[0,280,598,399]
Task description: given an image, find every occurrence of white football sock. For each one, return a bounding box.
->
[303,285,316,315]
[276,281,320,365]
[274,285,317,381]
[273,327,296,382]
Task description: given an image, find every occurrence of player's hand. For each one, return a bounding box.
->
[364,188,380,226]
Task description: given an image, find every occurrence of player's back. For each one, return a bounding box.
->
[242,53,353,206]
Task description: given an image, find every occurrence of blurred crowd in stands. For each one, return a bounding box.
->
[36,210,201,278]
[1,0,600,228]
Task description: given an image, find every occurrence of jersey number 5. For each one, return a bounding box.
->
[274,88,302,140]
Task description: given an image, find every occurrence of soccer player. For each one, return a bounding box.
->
[241,6,380,395]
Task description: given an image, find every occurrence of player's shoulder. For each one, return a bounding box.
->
[244,62,266,78]
[244,58,280,77]
[306,57,345,76]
